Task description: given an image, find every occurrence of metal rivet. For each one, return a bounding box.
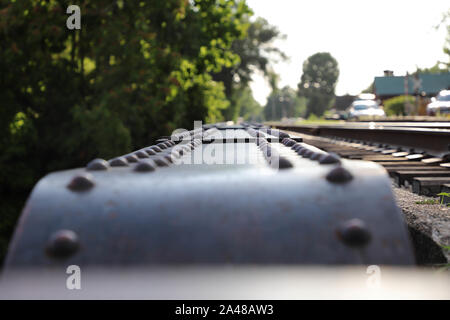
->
[319,153,341,164]
[295,146,304,152]
[125,154,139,163]
[153,157,169,167]
[162,154,173,163]
[67,173,95,191]
[135,151,149,158]
[46,230,80,259]
[278,131,290,139]
[326,166,353,183]
[109,157,129,167]
[146,149,157,156]
[310,153,322,160]
[86,158,109,171]
[276,156,293,169]
[285,139,295,147]
[134,161,156,172]
[167,149,180,158]
[159,140,170,146]
[183,145,191,153]
[150,146,163,153]
[303,150,313,158]
[338,219,371,247]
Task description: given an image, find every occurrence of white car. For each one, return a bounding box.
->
[426,90,450,116]
[348,100,386,119]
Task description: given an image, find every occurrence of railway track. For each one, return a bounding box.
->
[3,122,449,299]
[4,122,414,269]
[273,123,450,202]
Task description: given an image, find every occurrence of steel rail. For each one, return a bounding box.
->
[273,124,450,158]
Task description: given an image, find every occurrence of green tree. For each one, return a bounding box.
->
[297,52,339,117]
[234,87,263,121]
[264,86,306,120]
[0,0,251,263]
[212,16,286,120]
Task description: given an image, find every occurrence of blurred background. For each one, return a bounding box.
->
[0,0,449,265]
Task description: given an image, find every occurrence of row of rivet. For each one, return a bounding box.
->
[247,126,291,141]
[271,130,370,245]
[51,129,362,259]
[67,138,203,192]
[255,133,369,246]
[55,137,202,258]
[278,133,370,245]
[256,137,293,169]
[281,138,353,183]
[54,131,370,258]
[45,214,371,259]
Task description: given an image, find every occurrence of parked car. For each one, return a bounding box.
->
[357,93,376,101]
[348,100,386,119]
[426,90,450,116]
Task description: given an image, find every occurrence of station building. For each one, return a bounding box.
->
[374,71,450,102]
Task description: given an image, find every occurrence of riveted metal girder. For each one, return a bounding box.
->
[4,125,414,270]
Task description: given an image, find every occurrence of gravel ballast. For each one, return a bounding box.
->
[392,183,449,265]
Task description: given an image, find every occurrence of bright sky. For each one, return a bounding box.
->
[246,0,449,105]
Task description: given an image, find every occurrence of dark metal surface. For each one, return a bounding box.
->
[4,125,414,269]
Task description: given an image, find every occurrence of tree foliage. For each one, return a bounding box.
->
[0,0,251,263]
[212,16,286,120]
[264,86,306,120]
[297,52,339,117]
[384,95,415,116]
[234,87,263,121]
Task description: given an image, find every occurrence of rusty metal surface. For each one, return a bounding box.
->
[4,125,414,269]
